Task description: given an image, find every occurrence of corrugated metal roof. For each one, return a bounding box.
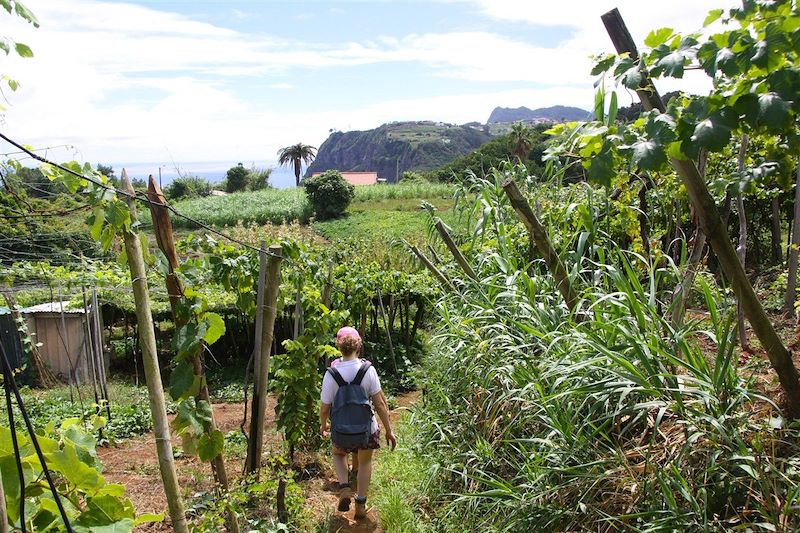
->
[20,301,87,314]
[0,307,9,316]
[311,171,379,186]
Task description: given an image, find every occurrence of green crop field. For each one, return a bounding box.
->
[169,188,312,227]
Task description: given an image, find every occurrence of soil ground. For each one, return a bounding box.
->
[99,391,419,532]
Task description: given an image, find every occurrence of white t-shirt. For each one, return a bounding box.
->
[321,358,381,434]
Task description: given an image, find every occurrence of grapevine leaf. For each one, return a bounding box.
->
[13,42,32,59]
[134,513,165,526]
[622,65,643,90]
[591,54,615,76]
[704,8,723,26]
[0,0,11,14]
[201,312,225,345]
[691,108,737,151]
[73,519,135,533]
[657,50,687,78]
[169,359,199,401]
[586,144,615,188]
[758,92,791,131]
[73,494,134,527]
[644,27,674,48]
[197,429,224,462]
[105,200,130,231]
[631,140,667,170]
[13,1,39,27]
[0,41,8,55]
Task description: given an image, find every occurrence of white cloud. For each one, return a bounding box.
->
[0,0,739,167]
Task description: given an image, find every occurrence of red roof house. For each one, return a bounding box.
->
[312,171,378,186]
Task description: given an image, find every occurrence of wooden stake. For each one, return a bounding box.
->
[785,159,800,316]
[410,246,456,292]
[735,136,751,351]
[120,169,188,533]
[502,179,580,316]
[145,177,238,532]
[376,287,397,374]
[435,219,477,280]
[601,8,800,417]
[91,289,111,418]
[245,245,283,477]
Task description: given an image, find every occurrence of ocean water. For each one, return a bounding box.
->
[115,161,298,189]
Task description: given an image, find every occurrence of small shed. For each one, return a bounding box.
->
[21,302,109,385]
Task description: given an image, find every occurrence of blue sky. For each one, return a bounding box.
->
[2,0,735,179]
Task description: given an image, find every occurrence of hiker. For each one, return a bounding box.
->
[320,326,397,519]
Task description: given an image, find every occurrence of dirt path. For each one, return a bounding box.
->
[98,391,419,531]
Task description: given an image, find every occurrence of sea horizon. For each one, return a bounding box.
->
[113,161,298,189]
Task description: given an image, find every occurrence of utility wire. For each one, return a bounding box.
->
[0,133,285,260]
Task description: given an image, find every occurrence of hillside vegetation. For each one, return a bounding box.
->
[307,121,492,182]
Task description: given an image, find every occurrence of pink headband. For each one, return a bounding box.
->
[336,326,361,341]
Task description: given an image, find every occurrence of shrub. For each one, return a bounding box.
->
[400,171,428,183]
[225,163,251,193]
[249,167,272,190]
[167,175,213,200]
[303,170,354,220]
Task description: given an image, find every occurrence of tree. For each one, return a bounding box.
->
[225,163,250,193]
[249,167,272,190]
[167,175,212,200]
[278,143,316,187]
[509,122,535,161]
[303,170,354,220]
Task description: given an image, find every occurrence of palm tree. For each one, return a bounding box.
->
[509,122,534,161]
[277,143,317,187]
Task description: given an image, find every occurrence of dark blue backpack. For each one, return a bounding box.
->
[327,361,373,449]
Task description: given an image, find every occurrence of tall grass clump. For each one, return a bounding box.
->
[170,188,311,227]
[412,166,800,532]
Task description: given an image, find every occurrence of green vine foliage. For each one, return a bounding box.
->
[0,418,161,531]
[550,1,800,189]
[274,286,345,457]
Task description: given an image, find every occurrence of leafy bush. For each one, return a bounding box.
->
[249,167,272,190]
[303,170,354,220]
[226,163,251,193]
[0,420,161,530]
[166,175,213,200]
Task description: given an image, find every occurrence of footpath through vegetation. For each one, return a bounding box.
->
[5,1,800,532]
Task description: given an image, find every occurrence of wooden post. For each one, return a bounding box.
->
[427,244,443,265]
[120,170,188,533]
[322,260,334,308]
[601,8,800,418]
[245,245,283,477]
[376,287,397,374]
[146,177,238,531]
[410,246,456,292]
[435,219,477,279]
[81,288,101,407]
[735,136,751,351]
[91,289,111,418]
[502,179,580,316]
[785,160,800,316]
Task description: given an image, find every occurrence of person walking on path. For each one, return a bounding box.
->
[320,327,397,519]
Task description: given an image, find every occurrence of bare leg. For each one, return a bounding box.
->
[332,449,349,485]
[356,449,373,499]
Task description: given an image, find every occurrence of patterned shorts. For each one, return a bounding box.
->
[333,429,381,454]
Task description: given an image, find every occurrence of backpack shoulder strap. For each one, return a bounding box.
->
[326,366,347,387]
[352,361,372,386]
